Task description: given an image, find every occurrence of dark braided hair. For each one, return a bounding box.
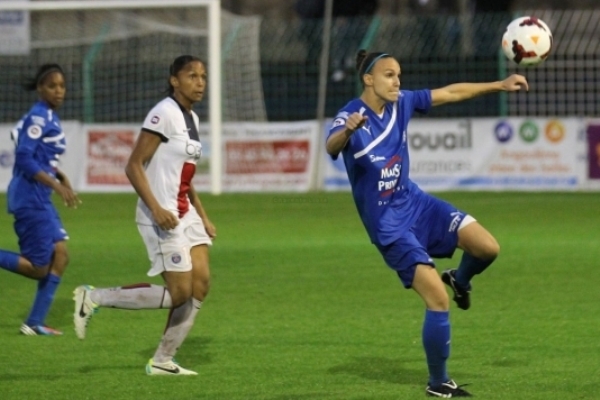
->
[167,55,204,94]
[22,63,64,91]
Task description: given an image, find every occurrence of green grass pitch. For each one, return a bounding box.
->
[0,192,598,399]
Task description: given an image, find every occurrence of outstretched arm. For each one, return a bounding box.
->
[431,74,529,106]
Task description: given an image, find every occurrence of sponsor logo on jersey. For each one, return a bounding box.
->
[31,115,46,127]
[448,211,463,232]
[185,141,202,161]
[171,253,182,264]
[151,115,160,124]
[361,125,372,135]
[27,125,43,139]
[377,155,402,196]
[369,155,386,163]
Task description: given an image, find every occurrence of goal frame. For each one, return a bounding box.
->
[0,0,223,194]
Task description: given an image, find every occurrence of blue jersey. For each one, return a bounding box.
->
[327,90,432,246]
[7,101,66,213]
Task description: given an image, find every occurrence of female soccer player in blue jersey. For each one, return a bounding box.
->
[0,64,80,336]
[326,50,528,397]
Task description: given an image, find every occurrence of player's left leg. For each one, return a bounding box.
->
[20,210,68,336]
[21,240,68,336]
[441,220,499,310]
[456,221,499,286]
[149,244,209,375]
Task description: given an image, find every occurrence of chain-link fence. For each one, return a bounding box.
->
[261,10,600,120]
[0,9,598,123]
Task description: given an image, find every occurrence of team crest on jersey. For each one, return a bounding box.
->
[27,125,43,139]
[151,115,160,124]
[171,253,182,264]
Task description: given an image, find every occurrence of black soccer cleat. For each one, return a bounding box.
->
[441,269,471,310]
[426,379,472,397]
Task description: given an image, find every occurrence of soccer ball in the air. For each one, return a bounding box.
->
[501,16,553,66]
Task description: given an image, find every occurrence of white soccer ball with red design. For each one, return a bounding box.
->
[502,16,553,66]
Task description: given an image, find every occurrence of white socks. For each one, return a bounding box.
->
[153,298,202,363]
[89,283,172,309]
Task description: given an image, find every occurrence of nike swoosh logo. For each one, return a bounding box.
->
[79,292,88,318]
[152,365,180,374]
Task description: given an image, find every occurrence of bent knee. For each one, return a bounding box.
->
[170,293,192,308]
[479,237,500,260]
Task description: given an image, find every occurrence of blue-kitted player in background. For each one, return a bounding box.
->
[326,50,528,397]
[0,64,80,336]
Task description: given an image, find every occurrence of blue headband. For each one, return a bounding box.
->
[363,53,389,74]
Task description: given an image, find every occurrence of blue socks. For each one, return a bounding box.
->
[26,273,61,327]
[423,309,450,387]
[455,252,495,289]
[0,250,20,273]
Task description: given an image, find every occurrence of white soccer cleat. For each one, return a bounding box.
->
[73,285,98,340]
[146,359,198,376]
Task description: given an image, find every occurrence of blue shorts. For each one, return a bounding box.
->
[375,194,467,288]
[13,208,68,267]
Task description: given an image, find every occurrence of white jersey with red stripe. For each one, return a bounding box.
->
[135,96,203,226]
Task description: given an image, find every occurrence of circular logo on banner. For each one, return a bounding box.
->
[545,120,565,143]
[494,121,513,143]
[519,121,539,143]
[27,125,43,139]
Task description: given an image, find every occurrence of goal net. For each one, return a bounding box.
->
[0,1,265,124]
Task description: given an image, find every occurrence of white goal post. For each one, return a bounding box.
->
[0,0,223,194]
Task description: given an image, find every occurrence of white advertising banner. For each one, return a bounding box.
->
[410,118,582,190]
[322,117,584,191]
[0,1,30,55]
[0,119,584,193]
[79,124,139,192]
[195,121,320,192]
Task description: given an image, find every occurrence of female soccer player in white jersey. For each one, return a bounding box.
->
[326,50,528,397]
[73,55,216,376]
[0,64,80,336]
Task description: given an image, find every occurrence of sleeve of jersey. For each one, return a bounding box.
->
[141,108,169,142]
[326,111,350,160]
[14,118,45,179]
[405,89,433,114]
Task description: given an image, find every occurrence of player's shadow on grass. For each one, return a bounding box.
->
[328,356,423,385]
[139,335,214,366]
[47,297,74,328]
[78,364,140,373]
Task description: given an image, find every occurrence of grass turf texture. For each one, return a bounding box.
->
[0,192,598,400]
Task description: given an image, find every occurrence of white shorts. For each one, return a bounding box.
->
[138,208,212,277]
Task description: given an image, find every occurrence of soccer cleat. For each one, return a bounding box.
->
[426,379,472,397]
[73,285,99,339]
[146,359,198,376]
[441,269,471,310]
[20,323,63,336]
